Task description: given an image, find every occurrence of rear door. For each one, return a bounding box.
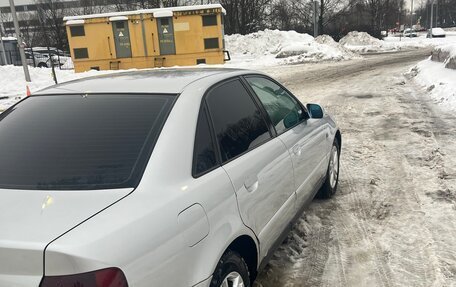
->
[244,76,328,207]
[204,78,296,258]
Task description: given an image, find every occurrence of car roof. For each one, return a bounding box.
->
[34,68,261,95]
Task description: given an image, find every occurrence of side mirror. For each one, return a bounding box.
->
[307,104,324,119]
[283,111,299,129]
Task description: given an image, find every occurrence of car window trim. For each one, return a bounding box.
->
[242,74,310,136]
[202,76,275,167]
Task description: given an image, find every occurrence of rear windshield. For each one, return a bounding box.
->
[0,94,175,190]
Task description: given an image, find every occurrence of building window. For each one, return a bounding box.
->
[204,38,219,49]
[70,26,85,37]
[74,48,89,59]
[202,15,217,26]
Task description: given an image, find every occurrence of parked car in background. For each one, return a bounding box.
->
[403,28,418,37]
[25,47,71,68]
[29,47,69,57]
[427,27,446,38]
[0,69,341,287]
[24,51,51,68]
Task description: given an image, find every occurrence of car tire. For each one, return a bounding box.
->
[317,139,340,199]
[210,250,251,287]
[37,63,48,68]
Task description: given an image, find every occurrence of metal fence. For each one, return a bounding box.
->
[0,49,21,66]
[1,44,73,70]
[25,49,74,70]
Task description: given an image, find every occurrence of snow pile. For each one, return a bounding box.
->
[431,44,456,69]
[340,31,431,53]
[225,29,354,66]
[315,34,357,57]
[339,31,392,53]
[409,57,456,111]
[339,31,383,47]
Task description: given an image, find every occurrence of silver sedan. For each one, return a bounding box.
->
[0,68,341,287]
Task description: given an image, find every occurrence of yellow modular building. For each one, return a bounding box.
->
[63,4,229,72]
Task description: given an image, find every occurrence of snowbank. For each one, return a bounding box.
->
[431,44,456,69]
[225,29,355,66]
[340,31,430,53]
[339,31,383,47]
[409,58,456,111]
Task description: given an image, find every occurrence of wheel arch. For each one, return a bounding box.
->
[224,234,259,283]
[335,129,342,151]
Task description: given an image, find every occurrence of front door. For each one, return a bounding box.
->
[157,17,176,55]
[244,76,328,207]
[112,20,132,58]
[204,78,296,259]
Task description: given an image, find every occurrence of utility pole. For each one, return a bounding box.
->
[410,0,414,30]
[0,12,8,65]
[9,0,31,82]
[313,1,319,37]
[435,0,438,27]
[430,0,434,38]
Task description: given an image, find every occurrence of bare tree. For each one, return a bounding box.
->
[34,0,68,50]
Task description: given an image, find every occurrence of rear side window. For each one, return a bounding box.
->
[193,104,218,177]
[0,94,175,190]
[206,79,271,163]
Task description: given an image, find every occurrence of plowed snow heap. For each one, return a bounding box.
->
[225,29,355,65]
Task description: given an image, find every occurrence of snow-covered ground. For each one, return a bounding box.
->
[254,49,456,287]
[0,65,127,111]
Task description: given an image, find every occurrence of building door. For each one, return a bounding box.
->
[157,17,176,55]
[112,20,132,58]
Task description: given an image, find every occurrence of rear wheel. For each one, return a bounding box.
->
[37,62,48,68]
[317,139,340,199]
[210,250,251,287]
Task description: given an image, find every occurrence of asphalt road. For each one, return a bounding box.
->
[255,48,456,287]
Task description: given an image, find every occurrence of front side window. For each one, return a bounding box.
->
[246,77,306,135]
[0,94,175,190]
[206,79,271,163]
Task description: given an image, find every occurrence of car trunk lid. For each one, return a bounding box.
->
[0,188,131,286]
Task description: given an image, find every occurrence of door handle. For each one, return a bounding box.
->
[244,176,259,193]
[293,145,302,156]
[245,181,259,193]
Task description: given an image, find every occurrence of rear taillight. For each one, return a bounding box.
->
[40,267,128,287]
